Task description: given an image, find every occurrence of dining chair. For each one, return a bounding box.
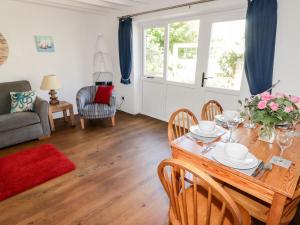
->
[201,100,223,121]
[168,108,198,144]
[224,181,300,225]
[158,158,251,225]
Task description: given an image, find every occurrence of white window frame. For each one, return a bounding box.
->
[141,16,201,88]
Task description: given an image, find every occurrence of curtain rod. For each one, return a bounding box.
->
[118,0,217,20]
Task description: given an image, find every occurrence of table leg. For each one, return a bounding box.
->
[69,106,75,127]
[48,110,55,132]
[266,193,287,225]
[63,110,68,122]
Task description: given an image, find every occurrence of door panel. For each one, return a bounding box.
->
[165,85,203,120]
[142,81,166,120]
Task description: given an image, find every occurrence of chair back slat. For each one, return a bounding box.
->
[168,108,198,144]
[171,168,182,221]
[216,202,227,225]
[201,100,223,121]
[180,169,188,225]
[158,159,243,225]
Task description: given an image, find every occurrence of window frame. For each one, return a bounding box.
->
[142,15,201,88]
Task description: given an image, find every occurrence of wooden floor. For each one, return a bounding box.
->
[0,111,299,225]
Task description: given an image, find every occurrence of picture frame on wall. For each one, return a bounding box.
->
[34,35,55,52]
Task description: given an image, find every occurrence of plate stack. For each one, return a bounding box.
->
[212,143,259,170]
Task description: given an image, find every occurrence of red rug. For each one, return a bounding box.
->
[0,144,75,201]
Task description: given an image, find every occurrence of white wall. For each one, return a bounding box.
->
[1,0,299,119]
[0,0,111,116]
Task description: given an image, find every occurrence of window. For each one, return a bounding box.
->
[206,20,245,90]
[143,20,200,84]
[144,27,165,78]
[167,20,200,84]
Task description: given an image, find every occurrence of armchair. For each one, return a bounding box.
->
[76,86,117,129]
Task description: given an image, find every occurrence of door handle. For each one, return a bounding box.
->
[201,72,212,87]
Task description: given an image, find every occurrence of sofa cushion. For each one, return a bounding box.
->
[0,81,31,114]
[0,112,40,132]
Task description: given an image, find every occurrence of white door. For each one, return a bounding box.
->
[141,9,247,121]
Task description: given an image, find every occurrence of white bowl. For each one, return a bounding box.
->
[198,121,216,133]
[225,143,249,161]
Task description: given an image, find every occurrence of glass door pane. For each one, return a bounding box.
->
[144,27,165,78]
[206,20,245,90]
[167,20,200,84]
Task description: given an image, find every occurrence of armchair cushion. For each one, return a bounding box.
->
[94,85,114,105]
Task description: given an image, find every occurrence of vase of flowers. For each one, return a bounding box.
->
[241,92,300,143]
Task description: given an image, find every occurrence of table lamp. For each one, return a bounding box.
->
[40,74,62,105]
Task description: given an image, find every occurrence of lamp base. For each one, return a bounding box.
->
[49,90,59,105]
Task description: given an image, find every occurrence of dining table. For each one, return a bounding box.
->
[170,124,300,225]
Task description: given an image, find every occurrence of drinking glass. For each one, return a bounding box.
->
[226,117,240,142]
[276,130,294,162]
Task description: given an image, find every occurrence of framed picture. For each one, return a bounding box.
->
[34,35,55,52]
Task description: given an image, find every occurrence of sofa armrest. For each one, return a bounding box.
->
[35,97,51,136]
[110,92,117,107]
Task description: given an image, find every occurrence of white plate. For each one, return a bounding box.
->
[215,114,244,124]
[212,146,258,170]
[190,125,225,138]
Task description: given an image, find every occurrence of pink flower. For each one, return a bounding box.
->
[284,106,294,113]
[260,92,275,101]
[269,102,279,111]
[289,95,300,103]
[258,100,267,109]
[275,92,286,98]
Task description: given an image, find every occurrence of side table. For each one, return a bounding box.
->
[48,101,75,131]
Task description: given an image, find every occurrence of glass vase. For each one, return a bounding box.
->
[259,124,275,143]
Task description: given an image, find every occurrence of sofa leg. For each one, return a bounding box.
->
[80,118,85,129]
[39,135,51,140]
[111,116,115,127]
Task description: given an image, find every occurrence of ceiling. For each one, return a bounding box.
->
[15,0,206,16]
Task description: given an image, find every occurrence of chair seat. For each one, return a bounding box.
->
[223,185,297,225]
[81,103,116,119]
[170,187,251,225]
[0,112,40,132]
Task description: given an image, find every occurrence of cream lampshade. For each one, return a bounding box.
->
[40,74,62,105]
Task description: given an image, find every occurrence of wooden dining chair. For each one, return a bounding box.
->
[224,181,300,225]
[158,159,251,225]
[168,108,198,144]
[201,100,223,121]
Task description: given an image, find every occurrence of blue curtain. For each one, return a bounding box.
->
[118,17,133,85]
[245,0,277,95]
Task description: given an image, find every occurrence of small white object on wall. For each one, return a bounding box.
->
[93,34,113,83]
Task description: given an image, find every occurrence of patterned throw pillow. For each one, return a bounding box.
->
[10,91,37,113]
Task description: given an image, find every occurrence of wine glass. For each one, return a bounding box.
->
[223,111,240,143]
[276,130,294,162]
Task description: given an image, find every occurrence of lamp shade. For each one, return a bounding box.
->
[40,74,62,90]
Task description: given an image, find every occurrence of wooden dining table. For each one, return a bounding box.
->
[171,125,300,225]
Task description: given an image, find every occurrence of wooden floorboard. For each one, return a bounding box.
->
[0,111,299,225]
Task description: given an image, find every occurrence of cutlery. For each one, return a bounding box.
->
[201,143,216,154]
[252,161,272,177]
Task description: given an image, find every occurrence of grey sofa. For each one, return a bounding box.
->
[0,80,51,149]
[76,86,117,129]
